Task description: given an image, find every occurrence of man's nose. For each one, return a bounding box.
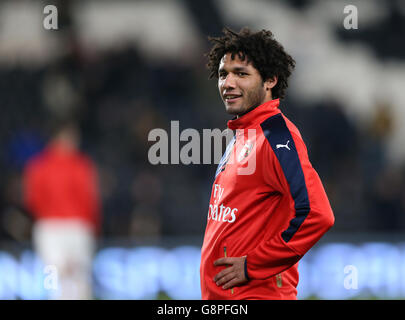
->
[221,73,236,89]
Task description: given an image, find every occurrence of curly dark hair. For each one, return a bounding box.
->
[206,27,296,100]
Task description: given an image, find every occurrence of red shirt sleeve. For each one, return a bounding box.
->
[23,159,43,219]
[76,157,102,233]
[246,130,334,280]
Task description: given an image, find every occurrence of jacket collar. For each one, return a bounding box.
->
[227,98,281,130]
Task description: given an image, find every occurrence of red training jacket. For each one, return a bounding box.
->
[200,98,334,299]
[23,142,101,232]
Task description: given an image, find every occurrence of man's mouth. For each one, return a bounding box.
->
[223,94,242,103]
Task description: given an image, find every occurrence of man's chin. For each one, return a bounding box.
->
[225,104,244,116]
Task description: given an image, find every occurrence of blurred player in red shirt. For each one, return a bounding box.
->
[23,120,101,299]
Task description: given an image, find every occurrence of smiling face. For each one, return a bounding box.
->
[218,53,277,117]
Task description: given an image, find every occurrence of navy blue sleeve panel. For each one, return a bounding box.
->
[260,113,310,243]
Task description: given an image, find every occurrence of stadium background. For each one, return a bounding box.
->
[0,0,404,299]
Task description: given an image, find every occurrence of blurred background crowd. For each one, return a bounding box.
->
[0,0,404,296]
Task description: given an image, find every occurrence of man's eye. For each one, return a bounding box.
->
[238,72,247,76]
[219,73,227,79]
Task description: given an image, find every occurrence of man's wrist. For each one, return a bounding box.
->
[244,256,250,281]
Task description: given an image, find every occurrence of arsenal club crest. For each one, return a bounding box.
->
[237,140,254,162]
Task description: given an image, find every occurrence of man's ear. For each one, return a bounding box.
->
[264,76,278,91]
